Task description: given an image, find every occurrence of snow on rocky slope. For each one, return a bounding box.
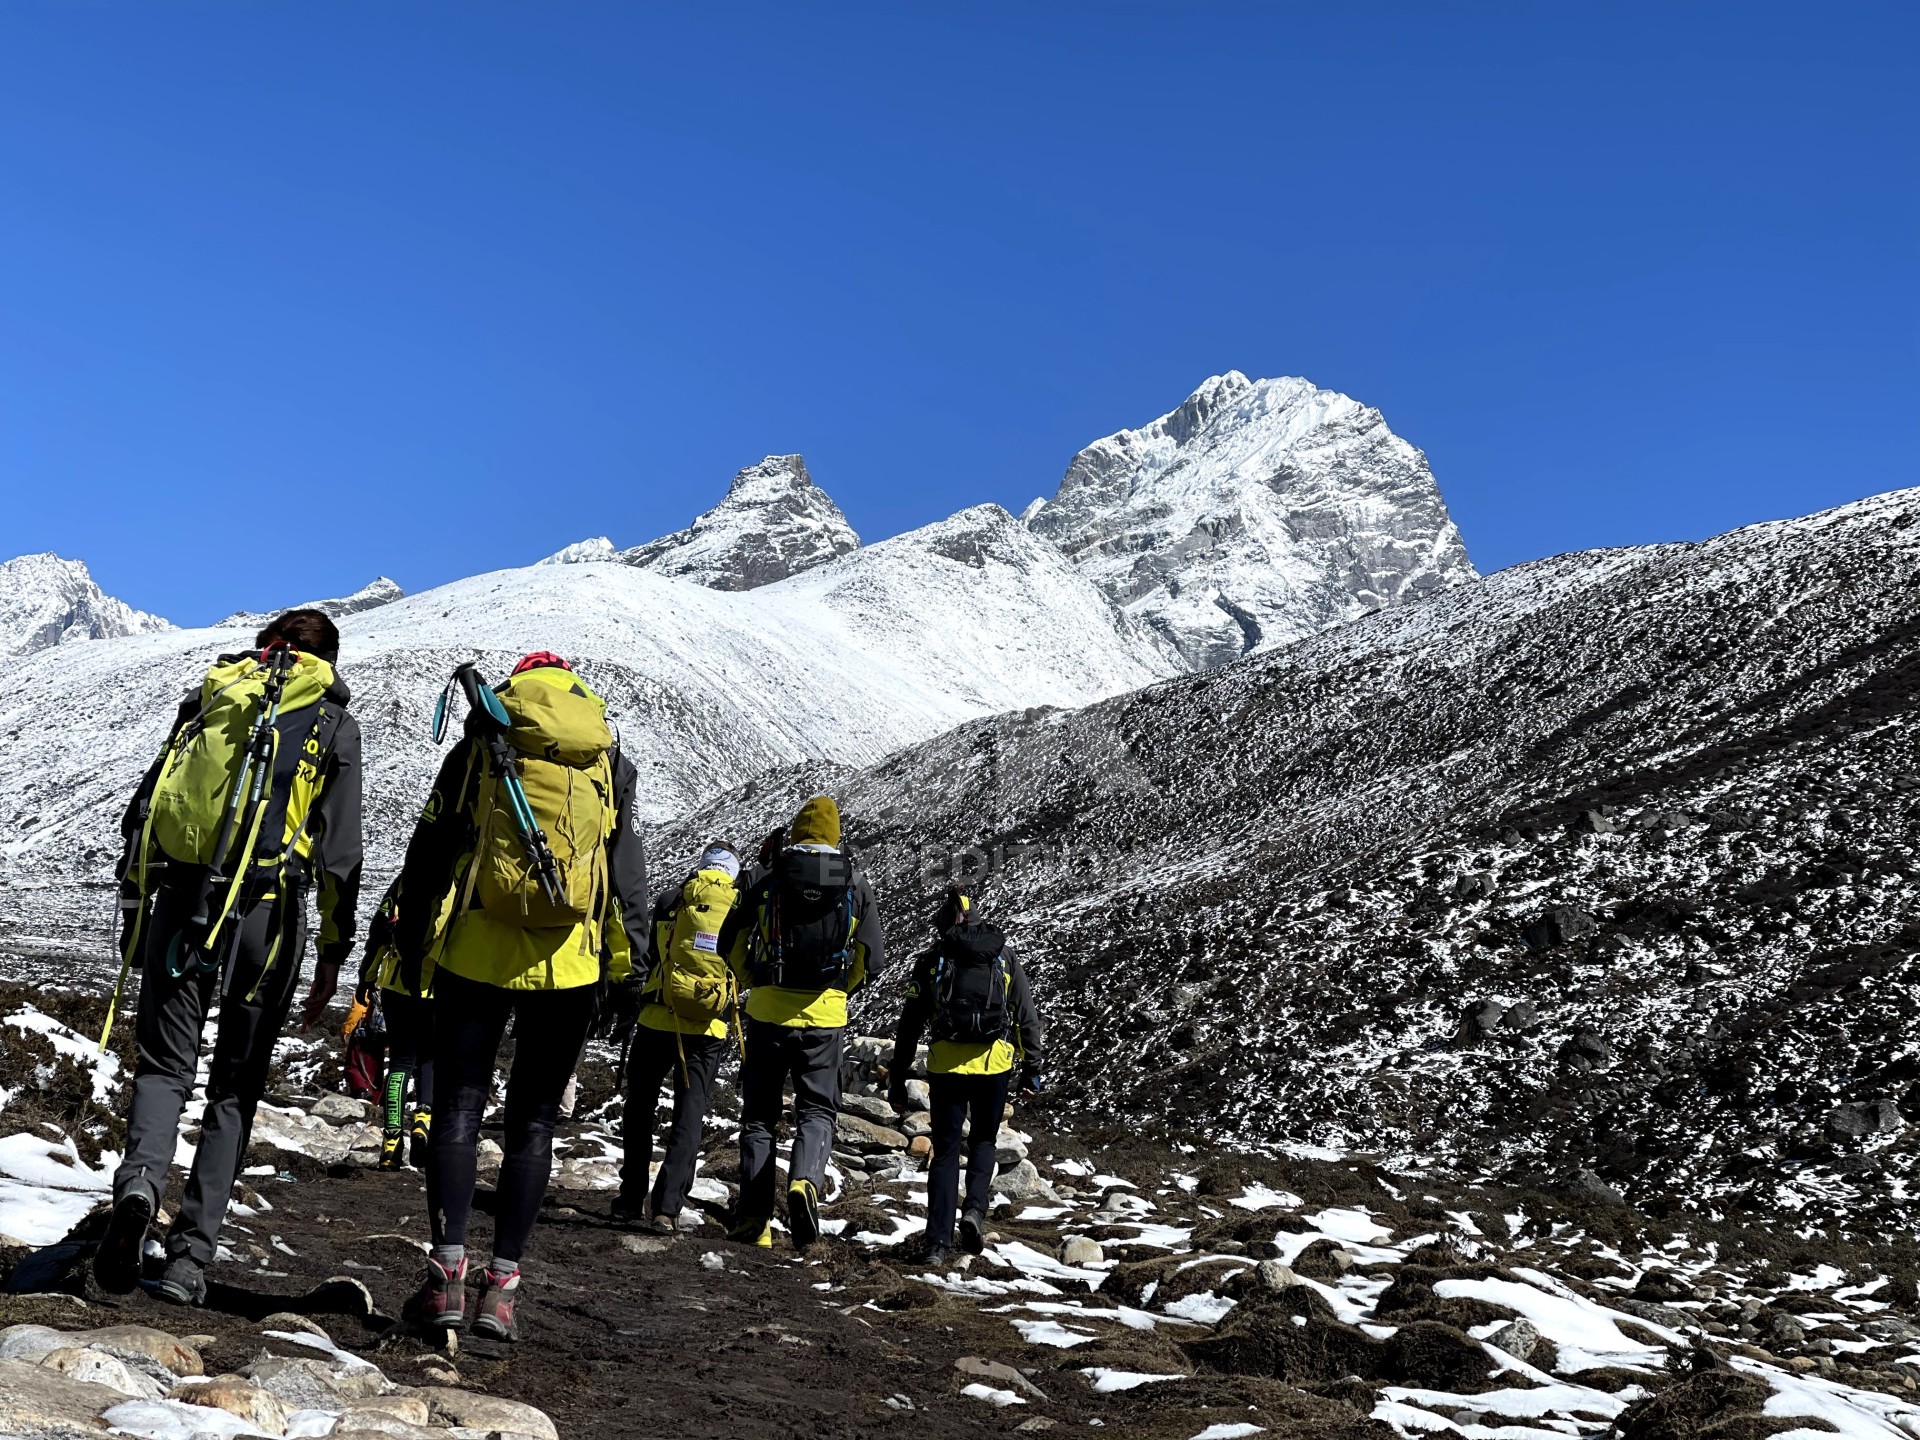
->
[0,503,1174,954]
[0,554,173,661]
[220,577,404,629]
[658,488,1920,1233]
[603,454,860,589]
[1028,372,1477,668]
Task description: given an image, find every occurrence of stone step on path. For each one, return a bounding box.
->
[0,1316,560,1440]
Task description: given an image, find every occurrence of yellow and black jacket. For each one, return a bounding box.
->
[890,928,1044,1078]
[630,882,748,1039]
[391,693,649,992]
[718,850,885,1029]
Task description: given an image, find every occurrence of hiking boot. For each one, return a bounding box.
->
[924,1244,956,1269]
[471,1266,520,1341]
[402,1253,468,1331]
[609,1190,650,1226]
[93,1189,154,1295]
[378,1128,405,1171]
[408,1109,432,1168]
[154,1253,207,1306]
[958,1208,987,1256]
[787,1179,820,1249]
[727,1215,772,1249]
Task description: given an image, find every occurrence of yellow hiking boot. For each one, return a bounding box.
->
[788,1179,820,1249]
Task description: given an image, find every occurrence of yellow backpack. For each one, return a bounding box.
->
[466,668,614,930]
[661,868,740,1026]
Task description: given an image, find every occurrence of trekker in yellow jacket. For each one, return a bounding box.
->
[355,879,439,1170]
[887,884,1044,1265]
[717,796,885,1249]
[391,653,649,1342]
[609,841,743,1231]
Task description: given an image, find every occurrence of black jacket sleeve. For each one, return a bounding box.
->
[1006,945,1045,1072]
[393,738,480,964]
[718,874,770,978]
[312,711,365,968]
[888,947,939,1081]
[605,748,650,966]
[848,870,887,993]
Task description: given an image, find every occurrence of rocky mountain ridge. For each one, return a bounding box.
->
[612,454,861,590]
[219,577,405,629]
[0,554,173,661]
[1029,371,1477,668]
[654,487,1920,1233]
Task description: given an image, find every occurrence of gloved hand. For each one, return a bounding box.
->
[594,977,642,1039]
[887,1078,910,1115]
[1018,1066,1046,1101]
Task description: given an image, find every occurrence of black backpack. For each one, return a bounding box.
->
[930,922,1012,1043]
[757,848,856,990]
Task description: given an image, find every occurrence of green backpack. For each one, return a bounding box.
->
[104,650,343,1048]
[461,667,615,932]
[660,867,740,1028]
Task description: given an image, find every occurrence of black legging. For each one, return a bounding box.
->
[381,989,435,1131]
[927,1069,1013,1247]
[427,969,596,1263]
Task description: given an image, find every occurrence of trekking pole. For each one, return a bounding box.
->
[449,663,567,909]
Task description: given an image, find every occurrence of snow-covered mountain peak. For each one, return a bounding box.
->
[538,537,617,566]
[621,454,860,590]
[0,552,173,660]
[220,576,404,628]
[1029,373,1477,669]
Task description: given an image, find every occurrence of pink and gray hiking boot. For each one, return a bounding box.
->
[402,1253,467,1331]
[472,1265,521,1341]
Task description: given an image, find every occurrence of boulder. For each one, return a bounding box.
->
[908,1135,933,1160]
[905,1079,930,1110]
[1454,999,1506,1047]
[1292,1239,1353,1281]
[1254,1260,1300,1291]
[1060,1238,1104,1267]
[839,1093,898,1123]
[0,1323,67,1363]
[245,1353,390,1407]
[476,1138,505,1169]
[901,1110,933,1138]
[38,1346,165,1400]
[1525,906,1598,950]
[990,1159,1050,1204]
[311,1094,369,1123]
[995,1134,1030,1165]
[1500,1001,1538,1031]
[1486,1319,1538,1362]
[1827,1099,1903,1142]
[428,1387,559,1440]
[1562,1169,1627,1207]
[73,1325,204,1377]
[1557,1029,1616,1073]
[259,1313,331,1341]
[182,1375,290,1434]
[0,1356,130,1437]
[955,1356,1048,1400]
[834,1113,909,1151]
[344,1393,432,1426]
[337,1422,444,1440]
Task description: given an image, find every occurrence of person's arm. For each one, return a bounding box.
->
[393,738,478,965]
[355,884,399,1002]
[302,715,365,1029]
[1007,947,1046,1093]
[847,872,887,993]
[719,877,765,990]
[117,692,197,951]
[604,750,650,975]
[886,949,935,1109]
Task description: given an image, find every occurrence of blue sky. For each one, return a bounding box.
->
[2,4,1914,624]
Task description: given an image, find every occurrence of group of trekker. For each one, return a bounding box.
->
[89,609,1046,1343]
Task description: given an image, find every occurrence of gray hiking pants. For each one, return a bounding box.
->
[738,1020,843,1222]
[114,883,305,1265]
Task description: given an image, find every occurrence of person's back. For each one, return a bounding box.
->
[95,608,363,1303]
[611,841,742,1230]
[390,653,649,1343]
[888,884,1044,1264]
[720,796,885,1249]
[356,879,439,1169]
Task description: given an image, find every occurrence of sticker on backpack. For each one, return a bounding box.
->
[692,931,720,954]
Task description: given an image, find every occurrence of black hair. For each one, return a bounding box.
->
[256,608,340,664]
